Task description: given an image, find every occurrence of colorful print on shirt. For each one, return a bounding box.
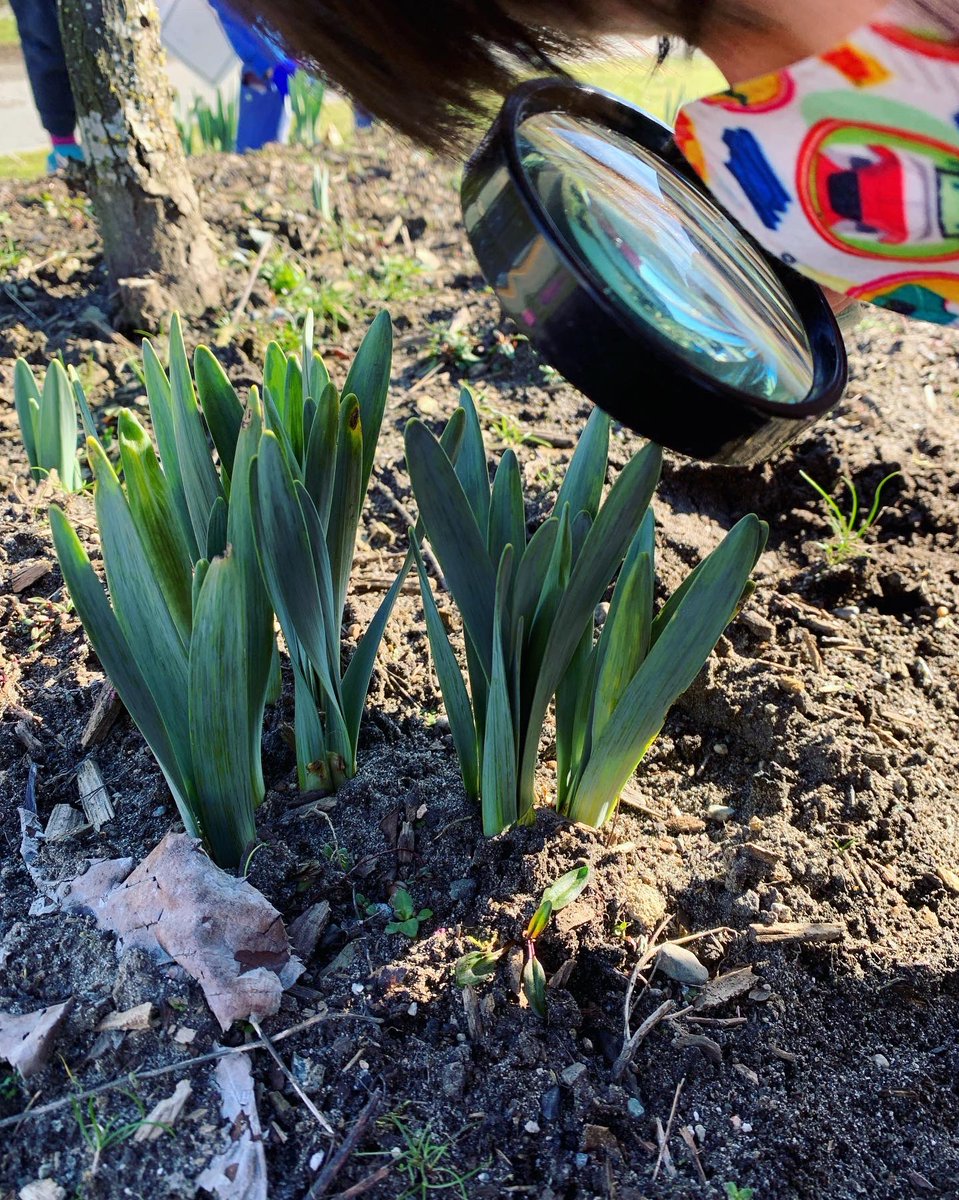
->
[677,4,959,325]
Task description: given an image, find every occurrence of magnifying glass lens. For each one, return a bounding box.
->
[516,112,816,405]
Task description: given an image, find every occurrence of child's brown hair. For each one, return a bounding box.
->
[225,0,736,151]
[231,0,958,153]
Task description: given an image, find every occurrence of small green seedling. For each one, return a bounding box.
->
[73,1093,172,1173]
[312,163,332,223]
[724,1184,756,1200]
[361,1109,483,1200]
[386,887,433,938]
[423,325,482,371]
[800,469,900,564]
[454,865,590,1018]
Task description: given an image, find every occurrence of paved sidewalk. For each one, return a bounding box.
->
[0,42,233,155]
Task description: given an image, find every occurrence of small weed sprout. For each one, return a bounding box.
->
[724,1184,756,1200]
[386,887,433,938]
[73,1093,172,1173]
[800,469,901,564]
[455,865,590,1018]
[362,1108,483,1200]
[312,163,332,223]
[423,325,482,371]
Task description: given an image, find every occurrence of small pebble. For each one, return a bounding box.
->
[574,1153,589,1169]
[524,1120,541,1135]
[713,743,729,757]
[834,606,859,620]
[627,1097,645,1118]
[655,944,709,986]
[560,1062,588,1087]
[407,1002,418,1016]
[706,804,735,823]
[351,983,365,995]
[448,878,476,902]
[873,1053,890,1069]
[539,1087,561,1122]
[309,1152,324,1172]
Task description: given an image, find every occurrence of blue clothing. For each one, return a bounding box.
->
[10,0,76,138]
[208,0,295,151]
[208,0,291,81]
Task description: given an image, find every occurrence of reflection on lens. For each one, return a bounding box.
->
[516,112,815,405]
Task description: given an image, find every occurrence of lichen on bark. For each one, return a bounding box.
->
[59,0,222,324]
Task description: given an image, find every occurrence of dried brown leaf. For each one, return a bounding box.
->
[0,998,73,1078]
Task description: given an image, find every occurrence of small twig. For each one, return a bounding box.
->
[0,1011,380,1131]
[250,1018,335,1136]
[653,1077,685,1181]
[617,793,665,820]
[679,1126,707,1185]
[680,1015,748,1028]
[653,1118,673,1178]
[330,1165,391,1198]
[3,283,37,320]
[372,479,444,586]
[217,233,274,343]
[622,916,674,1031]
[303,1088,383,1199]
[611,999,674,1082]
[407,362,444,394]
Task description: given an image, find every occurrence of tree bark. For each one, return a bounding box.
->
[58,0,222,325]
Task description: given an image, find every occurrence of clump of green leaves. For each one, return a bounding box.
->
[50,315,272,867]
[14,358,86,490]
[385,886,433,938]
[249,311,400,792]
[49,311,396,865]
[455,865,590,1017]
[800,469,900,564]
[407,390,767,834]
[176,90,238,155]
[289,72,326,146]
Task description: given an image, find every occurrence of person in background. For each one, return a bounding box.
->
[9,0,83,172]
[208,0,297,152]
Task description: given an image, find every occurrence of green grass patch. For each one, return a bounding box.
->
[0,148,46,181]
[0,13,19,46]
[569,51,726,124]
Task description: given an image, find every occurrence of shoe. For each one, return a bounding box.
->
[47,143,85,173]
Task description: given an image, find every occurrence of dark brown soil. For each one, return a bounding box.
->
[1,132,958,1200]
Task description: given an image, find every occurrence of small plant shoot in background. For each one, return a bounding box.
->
[800,469,900,564]
[13,358,87,491]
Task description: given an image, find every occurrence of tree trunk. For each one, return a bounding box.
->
[58,0,222,325]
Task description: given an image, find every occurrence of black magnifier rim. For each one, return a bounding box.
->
[466,78,847,452]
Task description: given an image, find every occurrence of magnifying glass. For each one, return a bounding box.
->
[461,79,848,466]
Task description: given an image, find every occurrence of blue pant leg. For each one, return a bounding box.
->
[236,72,288,152]
[10,0,76,137]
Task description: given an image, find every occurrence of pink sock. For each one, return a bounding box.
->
[50,134,78,147]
